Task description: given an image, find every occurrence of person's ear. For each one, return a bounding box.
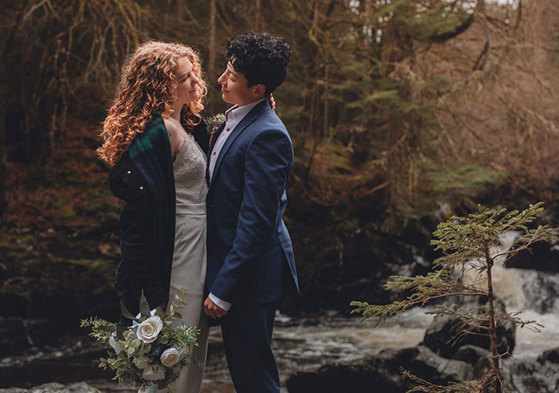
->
[253,83,266,98]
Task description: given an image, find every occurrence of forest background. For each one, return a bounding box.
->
[1,0,559,367]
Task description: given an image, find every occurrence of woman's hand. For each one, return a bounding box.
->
[203,296,228,319]
[269,94,276,110]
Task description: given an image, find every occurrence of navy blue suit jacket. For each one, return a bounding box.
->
[206,100,299,305]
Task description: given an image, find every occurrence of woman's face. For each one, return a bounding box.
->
[174,56,200,108]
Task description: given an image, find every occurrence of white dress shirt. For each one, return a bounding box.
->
[208,98,266,182]
[208,98,266,311]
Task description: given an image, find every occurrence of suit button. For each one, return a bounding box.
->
[210,203,215,208]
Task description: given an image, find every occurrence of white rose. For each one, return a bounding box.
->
[108,333,122,354]
[132,356,151,370]
[136,316,163,343]
[160,348,180,367]
[135,309,157,320]
[178,346,189,361]
[142,365,166,381]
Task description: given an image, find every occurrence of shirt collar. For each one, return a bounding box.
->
[225,98,267,125]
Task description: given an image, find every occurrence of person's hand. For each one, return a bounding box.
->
[269,94,276,110]
[204,297,228,319]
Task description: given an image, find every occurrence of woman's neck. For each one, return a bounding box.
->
[171,105,183,122]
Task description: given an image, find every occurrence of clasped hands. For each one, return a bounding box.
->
[204,296,228,319]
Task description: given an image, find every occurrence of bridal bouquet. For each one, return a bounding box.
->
[81,290,198,391]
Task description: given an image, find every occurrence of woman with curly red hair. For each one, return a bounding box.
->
[98,41,210,393]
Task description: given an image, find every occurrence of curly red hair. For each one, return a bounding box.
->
[98,41,207,165]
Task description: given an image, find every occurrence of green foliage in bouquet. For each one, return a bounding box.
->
[81,289,199,390]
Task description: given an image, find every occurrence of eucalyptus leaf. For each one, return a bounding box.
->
[120,301,136,320]
[139,290,151,317]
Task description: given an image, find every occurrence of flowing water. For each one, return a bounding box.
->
[2,232,559,391]
[88,309,432,393]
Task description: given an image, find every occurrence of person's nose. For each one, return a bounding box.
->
[217,70,227,85]
[192,74,199,86]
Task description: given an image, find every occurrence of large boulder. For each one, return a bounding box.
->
[422,296,515,359]
[286,345,474,393]
[502,352,559,393]
[517,270,559,314]
[507,241,559,273]
[0,317,30,355]
[0,317,66,356]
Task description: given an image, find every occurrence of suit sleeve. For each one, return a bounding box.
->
[209,128,293,303]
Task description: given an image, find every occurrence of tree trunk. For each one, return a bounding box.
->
[208,0,216,113]
[0,98,6,221]
[176,0,184,20]
[255,0,262,31]
[323,62,329,140]
[484,241,503,393]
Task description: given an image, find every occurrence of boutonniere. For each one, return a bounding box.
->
[206,113,226,146]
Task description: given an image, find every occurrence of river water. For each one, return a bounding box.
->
[90,251,559,392]
[2,232,559,392]
[88,309,431,393]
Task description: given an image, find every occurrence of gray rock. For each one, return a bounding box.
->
[519,270,559,314]
[422,296,515,358]
[0,383,101,393]
[452,344,489,365]
[0,317,30,355]
[286,345,475,393]
[412,345,474,383]
[29,384,66,393]
[538,347,559,364]
[60,383,101,393]
[0,388,27,393]
[503,357,559,393]
[507,241,559,273]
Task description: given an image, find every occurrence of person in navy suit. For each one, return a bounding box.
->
[203,32,299,393]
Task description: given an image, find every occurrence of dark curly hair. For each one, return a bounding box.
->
[225,32,291,95]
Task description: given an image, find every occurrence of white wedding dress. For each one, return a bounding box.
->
[165,127,209,393]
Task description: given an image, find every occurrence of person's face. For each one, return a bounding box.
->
[217,60,264,107]
[174,56,200,108]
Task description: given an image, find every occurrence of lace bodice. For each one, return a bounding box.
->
[173,132,208,207]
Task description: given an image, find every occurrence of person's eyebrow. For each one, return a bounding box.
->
[227,62,238,77]
[177,71,190,79]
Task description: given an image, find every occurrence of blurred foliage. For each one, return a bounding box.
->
[2,0,559,317]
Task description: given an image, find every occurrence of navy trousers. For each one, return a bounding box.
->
[220,302,280,393]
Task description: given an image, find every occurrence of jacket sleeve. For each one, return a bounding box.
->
[110,162,168,310]
[209,128,293,302]
[120,199,168,308]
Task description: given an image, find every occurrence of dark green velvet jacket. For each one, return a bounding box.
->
[108,114,209,316]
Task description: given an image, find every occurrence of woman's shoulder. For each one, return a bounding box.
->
[128,114,169,158]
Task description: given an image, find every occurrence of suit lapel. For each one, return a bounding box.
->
[209,100,269,189]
